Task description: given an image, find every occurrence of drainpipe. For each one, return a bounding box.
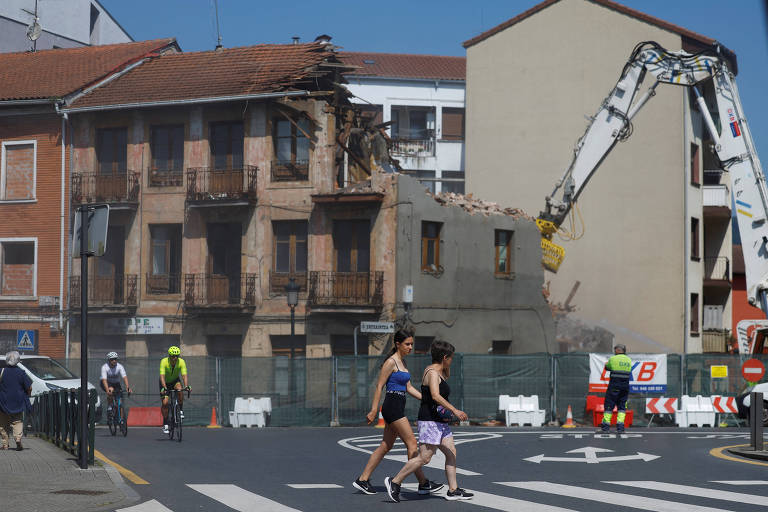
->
[682,90,690,395]
[56,102,71,360]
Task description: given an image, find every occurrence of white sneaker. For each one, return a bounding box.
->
[179,410,184,419]
[162,424,169,434]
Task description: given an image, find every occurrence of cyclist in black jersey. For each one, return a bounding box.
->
[384,340,473,502]
[353,329,443,496]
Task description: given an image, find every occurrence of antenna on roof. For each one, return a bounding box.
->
[213,0,223,50]
[22,0,41,52]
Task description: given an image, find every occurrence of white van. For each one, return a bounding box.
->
[0,354,102,421]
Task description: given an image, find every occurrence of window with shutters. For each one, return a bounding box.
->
[150,125,184,186]
[271,221,308,293]
[272,116,310,181]
[421,221,442,273]
[210,121,244,170]
[1,140,36,201]
[0,239,36,297]
[96,128,127,174]
[441,107,464,141]
[495,230,514,276]
[148,225,182,294]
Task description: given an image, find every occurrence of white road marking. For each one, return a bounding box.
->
[383,449,482,475]
[497,481,736,512]
[609,481,768,505]
[712,480,768,485]
[116,500,174,512]
[401,484,578,511]
[286,484,343,489]
[188,484,301,511]
[524,446,659,464]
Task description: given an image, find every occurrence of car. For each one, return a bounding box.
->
[735,381,768,427]
[0,354,102,422]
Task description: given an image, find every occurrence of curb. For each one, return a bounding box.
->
[727,447,768,462]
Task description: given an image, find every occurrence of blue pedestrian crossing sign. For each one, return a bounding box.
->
[17,330,35,351]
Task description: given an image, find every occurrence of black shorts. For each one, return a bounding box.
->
[159,378,180,392]
[381,391,407,424]
[101,381,122,393]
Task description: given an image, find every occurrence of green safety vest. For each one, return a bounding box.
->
[605,354,632,381]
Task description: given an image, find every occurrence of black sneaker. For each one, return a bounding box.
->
[384,476,401,503]
[353,478,376,495]
[446,488,473,501]
[616,422,625,433]
[595,422,610,433]
[418,480,444,495]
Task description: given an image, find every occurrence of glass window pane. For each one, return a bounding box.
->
[276,120,290,137]
[295,240,307,272]
[296,136,309,162]
[277,139,291,162]
[426,240,435,265]
[275,241,290,272]
[152,240,167,274]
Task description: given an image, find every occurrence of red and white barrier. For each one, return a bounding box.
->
[645,397,677,414]
[711,396,738,414]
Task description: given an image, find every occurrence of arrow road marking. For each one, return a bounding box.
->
[497,482,736,512]
[524,446,660,464]
[188,484,301,512]
[609,481,768,505]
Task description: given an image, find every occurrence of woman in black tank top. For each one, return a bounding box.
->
[383,340,474,502]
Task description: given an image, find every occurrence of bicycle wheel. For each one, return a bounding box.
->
[175,404,183,442]
[108,405,117,436]
[120,404,128,437]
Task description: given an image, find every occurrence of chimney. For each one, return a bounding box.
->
[314,34,332,46]
[292,36,300,45]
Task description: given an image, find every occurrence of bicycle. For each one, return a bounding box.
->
[162,386,190,442]
[107,389,129,437]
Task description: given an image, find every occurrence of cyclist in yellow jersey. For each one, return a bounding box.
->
[159,346,190,434]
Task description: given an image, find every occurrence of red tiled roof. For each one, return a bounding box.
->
[339,52,465,81]
[0,39,178,101]
[68,43,345,110]
[463,0,736,62]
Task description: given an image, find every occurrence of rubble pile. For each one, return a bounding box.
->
[429,190,534,220]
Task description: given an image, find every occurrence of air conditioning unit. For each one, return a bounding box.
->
[703,305,723,330]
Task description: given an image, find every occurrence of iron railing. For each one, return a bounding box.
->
[185,166,258,202]
[148,168,184,187]
[72,171,140,204]
[390,138,435,157]
[29,389,96,465]
[145,273,182,294]
[271,160,309,182]
[69,275,139,308]
[704,257,730,281]
[307,271,383,307]
[184,273,257,307]
[269,271,307,294]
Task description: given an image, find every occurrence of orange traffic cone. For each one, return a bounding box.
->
[375,407,385,428]
[207,407,222,429]
[561,405,576,428]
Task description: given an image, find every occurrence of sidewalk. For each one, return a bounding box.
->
[0,435,139,512]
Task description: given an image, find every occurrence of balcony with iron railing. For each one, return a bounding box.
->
[701,330,728,353]
[69,275,139,309]
[390,138,435,157]
[704,257,730,287]
[307,271,383,310]
[145,273,182,295]
[71,171,140,205]
[271,160,309,182]
[269,272,307,295]
[185,166,258,205]
[183,273,257,309]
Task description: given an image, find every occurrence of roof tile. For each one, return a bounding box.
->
[0,39,177,101]
[339,52,465,81]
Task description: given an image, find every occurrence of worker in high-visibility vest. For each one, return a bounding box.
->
[598,344,632,433]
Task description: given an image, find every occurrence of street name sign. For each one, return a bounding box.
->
[360,321,394,333]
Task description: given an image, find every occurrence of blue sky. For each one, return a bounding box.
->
[102,0,768,161]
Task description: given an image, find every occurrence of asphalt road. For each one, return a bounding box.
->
[93,426,768,512]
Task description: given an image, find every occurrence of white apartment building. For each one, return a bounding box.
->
[340,52,466,194]
[1,0,131,52]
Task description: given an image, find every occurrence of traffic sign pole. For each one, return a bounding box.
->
[79,206,89,470]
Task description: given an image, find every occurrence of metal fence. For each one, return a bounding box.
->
[66,353,768,428]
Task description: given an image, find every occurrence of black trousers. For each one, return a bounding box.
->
[603,385,629,413]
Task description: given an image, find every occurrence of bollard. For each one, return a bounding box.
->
[749,392,764,452]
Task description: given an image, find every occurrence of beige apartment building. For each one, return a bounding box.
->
[463,0,735,353]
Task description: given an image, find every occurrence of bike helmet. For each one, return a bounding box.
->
[168,346,181,356]
[106,351,119,360]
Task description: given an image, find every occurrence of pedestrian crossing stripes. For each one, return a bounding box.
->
[117,480,768,511]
